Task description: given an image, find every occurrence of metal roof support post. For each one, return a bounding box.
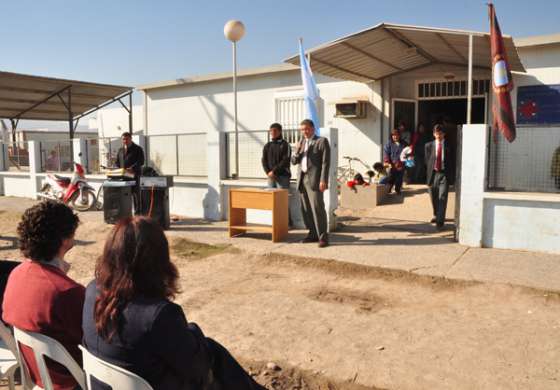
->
[68,87,74,139]
[9,119,18,143]
[128,93,133,134]
[467,34,473,124]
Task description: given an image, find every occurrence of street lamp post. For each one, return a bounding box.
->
[224,20,245,179]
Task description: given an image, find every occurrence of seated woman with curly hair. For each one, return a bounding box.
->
[2,201,83,390]
[82,216,263,390]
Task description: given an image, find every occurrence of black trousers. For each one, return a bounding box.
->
[429,171,449,226]
[204,338,265,390]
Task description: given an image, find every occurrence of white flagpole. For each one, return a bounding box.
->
[467,34,473,124]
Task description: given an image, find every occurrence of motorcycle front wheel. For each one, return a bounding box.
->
[70,189,97,212]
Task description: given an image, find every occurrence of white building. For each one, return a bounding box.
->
[2,23,559,253]
[129,23,560,253]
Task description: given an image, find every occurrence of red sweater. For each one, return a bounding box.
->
[2,260,85,390]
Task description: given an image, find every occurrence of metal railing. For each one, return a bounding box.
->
[2,141,30,172]
[39,140,73,172]
[487,126,560,193]
[85,137,120,173]
[225,129,300,179]
[146,133,207,177]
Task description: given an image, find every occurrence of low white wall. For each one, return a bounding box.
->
[0,173,34,198]
[459,124,560,254]
[482,193,560,254]
[169,178,209,219]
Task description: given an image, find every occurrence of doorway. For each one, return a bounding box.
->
[417,97,486,166]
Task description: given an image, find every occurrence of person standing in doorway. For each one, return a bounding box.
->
[383,128,408,195]
[411,122,432,184]
[115,132,145,210]
[292,119,330,248]
[262,123,291,189]
[398,121,411,145]
[425,124,454,230]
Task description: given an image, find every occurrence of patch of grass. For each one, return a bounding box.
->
[171,238,238,260]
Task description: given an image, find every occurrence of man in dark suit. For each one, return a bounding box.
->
[115,132,145,210]
[292,119,330,247]
[425,124,454,230]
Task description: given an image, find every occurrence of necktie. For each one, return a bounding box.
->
[435,141,442,171]
[301,139,309,173]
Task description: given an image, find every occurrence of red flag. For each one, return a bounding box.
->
[489,3,516,143]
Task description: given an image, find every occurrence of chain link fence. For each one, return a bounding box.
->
[85,137,120,173]
[487,126,560,193]
[1,141,30,172]
[146,133,207,177]
[225,129,300,179]
[39,141,73,172]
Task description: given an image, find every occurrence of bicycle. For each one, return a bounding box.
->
[336,156,371,185]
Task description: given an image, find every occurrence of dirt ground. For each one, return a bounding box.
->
[1,197,559,390]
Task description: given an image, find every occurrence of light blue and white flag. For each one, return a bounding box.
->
[299,39,320,135]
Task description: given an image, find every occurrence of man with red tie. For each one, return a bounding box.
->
[425,124,454,230]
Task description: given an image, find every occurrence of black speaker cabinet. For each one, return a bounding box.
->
[138,187,170,230]
[103,184,133,224]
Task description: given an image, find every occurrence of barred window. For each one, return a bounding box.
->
[418,80,490,99]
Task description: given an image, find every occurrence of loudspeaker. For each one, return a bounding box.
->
[103,186,133,224]
[138,187,170,229]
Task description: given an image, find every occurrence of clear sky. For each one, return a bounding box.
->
[1,0,559,88]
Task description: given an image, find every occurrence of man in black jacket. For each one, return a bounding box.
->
[261,123,291,189]
[425,124,454,230]
[115,132,145,209]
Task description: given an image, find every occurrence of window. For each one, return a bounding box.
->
[417,79,490,99]
[275,93,306,145]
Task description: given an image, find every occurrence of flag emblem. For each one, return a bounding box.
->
[493,59,509,87]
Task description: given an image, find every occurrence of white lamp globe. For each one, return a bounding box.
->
[224,20,246,42]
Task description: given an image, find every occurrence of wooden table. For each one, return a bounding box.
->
[228,187,289,242]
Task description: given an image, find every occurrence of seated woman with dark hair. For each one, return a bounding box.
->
[82,217,262,390]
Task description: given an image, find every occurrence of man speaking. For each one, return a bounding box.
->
[115,132,145,209]
[292,119,330,248]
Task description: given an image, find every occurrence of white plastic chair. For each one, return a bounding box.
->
[0,322,19,390]
[79,345,153,390]
[13,327,86,390]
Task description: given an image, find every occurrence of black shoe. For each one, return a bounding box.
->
[395,190,402,195]
[436,223,444,231]
[318,240,329,248]
[301,236,319,243]
[430,217,437,223]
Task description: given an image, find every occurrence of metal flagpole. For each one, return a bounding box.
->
[467,34,473,124]
[224,20,245,178]
[233,40,239,178]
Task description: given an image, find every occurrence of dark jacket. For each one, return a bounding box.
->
[291,135,330,192]
[383,140,408,166]
[261,137,291,177]
[115,142,145,177]
[82,281,212,390]
[425,140,455,184]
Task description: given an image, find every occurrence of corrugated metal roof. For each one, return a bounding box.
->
[0,71,132,121]
[285,23,526,82]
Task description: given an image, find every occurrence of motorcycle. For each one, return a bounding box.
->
[37,162,97,211]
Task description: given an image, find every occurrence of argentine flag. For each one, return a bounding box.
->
[299,39,320,135]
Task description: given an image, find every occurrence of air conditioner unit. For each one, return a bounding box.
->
[334,100,368,119]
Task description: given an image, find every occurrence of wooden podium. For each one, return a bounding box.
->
[228,188,289,242]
